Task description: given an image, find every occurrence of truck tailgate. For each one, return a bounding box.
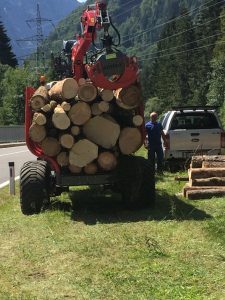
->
[169,129,222,150]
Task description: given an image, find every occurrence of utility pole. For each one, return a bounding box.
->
[17,3,54,72]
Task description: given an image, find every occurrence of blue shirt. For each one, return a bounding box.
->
[145,121,163,147]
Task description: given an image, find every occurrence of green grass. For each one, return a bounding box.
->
[0,159,225,299]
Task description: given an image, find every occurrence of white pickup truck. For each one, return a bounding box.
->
[161,106,225,170]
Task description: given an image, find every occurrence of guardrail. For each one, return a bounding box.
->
[0,126,25,143]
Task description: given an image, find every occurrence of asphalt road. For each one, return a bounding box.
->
[0,146,36,187]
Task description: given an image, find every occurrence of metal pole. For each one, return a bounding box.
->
[8,162,15,195]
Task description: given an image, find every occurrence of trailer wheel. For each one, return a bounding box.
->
[20,160,50,215]
[117,156,155,209]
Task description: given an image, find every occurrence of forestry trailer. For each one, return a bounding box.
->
[20,0,155,215]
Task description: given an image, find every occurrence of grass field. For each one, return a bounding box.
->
[0,154,225,299]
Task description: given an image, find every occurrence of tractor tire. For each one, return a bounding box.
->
[20,160,51,215]
[117,155,155,209]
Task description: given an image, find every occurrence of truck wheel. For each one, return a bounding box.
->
[117,156,155,209]
[20,160,50,215]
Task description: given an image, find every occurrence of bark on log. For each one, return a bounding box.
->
[183,183,225,197]
[32,112,47,126]
[99,89,114,102]
[202,161,225,168]
[52,105,71,130]
[114,85,141,109]
[29,123,46,143]
[190,177,225,187]
[69,139,98,167]
[84,162,98,175]
[119,127,142,154]
[98,101,109,113]
[132,115,143,127]
[69,164,82,174]
[189,168,225,180]
[97,151,117,171]
[78,83,98,102]
[68,102,91,125]
[30,86,49,110]
[59,134,74,149]
[41,137,61,157]
[57,152,69,167]
[71,126,80,136]
[186,189,225,200]
[83,115,120,149]
[48,78,78,100]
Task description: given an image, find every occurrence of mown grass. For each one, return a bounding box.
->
[0,154,225,299]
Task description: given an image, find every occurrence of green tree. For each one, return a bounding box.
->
[0,21,18,67]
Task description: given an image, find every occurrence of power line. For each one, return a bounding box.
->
[121,0,225,44]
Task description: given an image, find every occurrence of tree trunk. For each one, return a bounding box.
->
[32,112,47,126]
[29,123,46,143]
[57,152,69,167]
[97,151,117,171]
[68,102,91,125]
[83,115,120,149]
[69,139,98,167]
[41,137,61,157]
[84,162,98,175]
[78,83,98,102]
[59,134,74,149]
[132,115,143,126]
[30,86,49,111]
[48,78,78,100]
[189,168,225,180]
[52,105,71,130]
[119,127,142,154]
[114,84,141,109]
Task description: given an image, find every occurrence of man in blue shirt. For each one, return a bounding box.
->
[145,112,167,174]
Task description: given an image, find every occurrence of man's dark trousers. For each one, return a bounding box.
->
[148,146,164,172]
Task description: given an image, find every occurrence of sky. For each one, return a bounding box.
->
[77,0,86,2]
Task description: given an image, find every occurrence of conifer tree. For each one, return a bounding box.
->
[0,20,18,67]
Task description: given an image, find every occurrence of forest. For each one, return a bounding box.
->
[0,0,225,125]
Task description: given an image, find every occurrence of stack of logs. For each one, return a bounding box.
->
[183,155,225,199]
[29,78,144,175]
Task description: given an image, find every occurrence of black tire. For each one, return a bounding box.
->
[20,160,51,215]
[117,155,155,209]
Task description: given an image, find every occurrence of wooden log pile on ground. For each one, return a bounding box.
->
[29,78,143,175]
[183,155,225,199]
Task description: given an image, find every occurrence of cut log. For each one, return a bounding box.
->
[61,101,71,112]
[84,162,98,175]
[29,123,46,143]
[202,161,225,168]
[50,100,58,110]
[48,78,78,100]
[71,126,80,136]
[78,83,98,102]
[203,155,225,162]
[132,115,143,127]
[41,137,61,157]
[191,155,225,168]
[99,89,114,102]
[59,134,74,149]
[97,151,117,171]
[52,105,71,130]
[91,103,102,116]
[83,115,120,149]
[69,139,98,167]
[57,152,69,167]
[68,102,91,125]
[190,177,225,187]
[78,78,86,86]
[30,86,49,110]
[190,156,203,168]
[114,85,141,109]
[189,168,225,180]
[98,101,109,113]
[186,189,225,200]
[41,104,51,113]
[183,183,225,197]
[119,127,142,154]
[32,112,46,126]
[69,164,82,174]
